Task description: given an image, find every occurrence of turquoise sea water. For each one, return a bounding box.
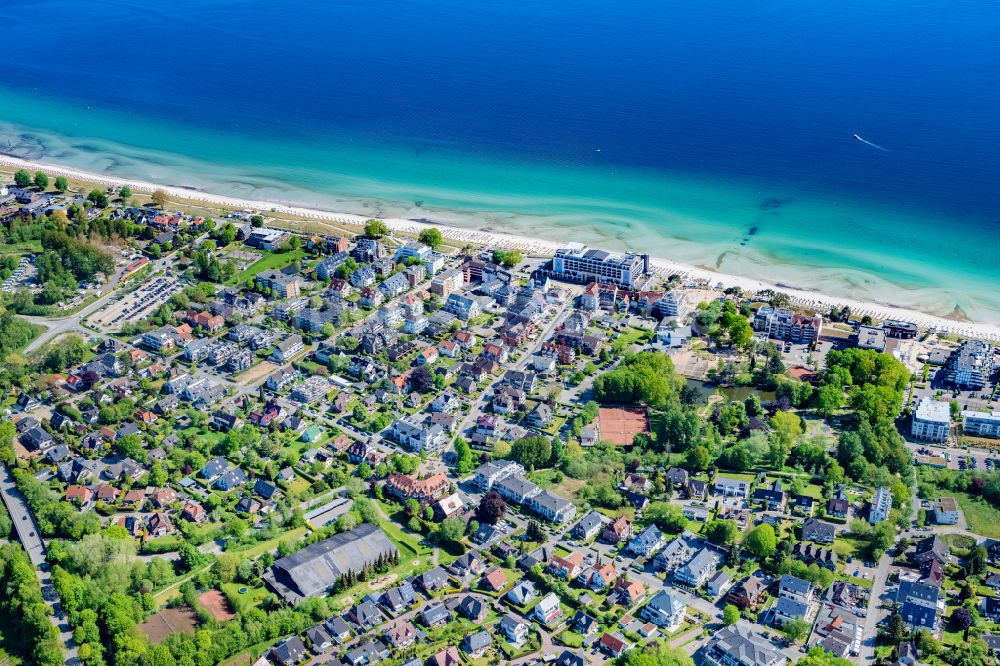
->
[1,0,999,321]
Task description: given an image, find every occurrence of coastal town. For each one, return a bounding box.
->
[3,170,1000,666]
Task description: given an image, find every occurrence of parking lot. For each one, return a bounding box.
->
[88,274,182,331]
[1,255,35,292]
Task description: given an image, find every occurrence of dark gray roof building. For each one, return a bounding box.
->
[264,524,398,604]
[701,622,788,666]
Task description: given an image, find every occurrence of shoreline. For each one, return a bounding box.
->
[3,154,999,342]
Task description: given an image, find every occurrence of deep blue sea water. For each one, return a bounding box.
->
[1,0,999,320]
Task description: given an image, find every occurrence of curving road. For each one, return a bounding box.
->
[0,463,79,664]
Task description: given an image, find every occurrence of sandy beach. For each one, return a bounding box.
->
[3,154,999,342]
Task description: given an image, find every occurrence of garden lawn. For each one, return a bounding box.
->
[716,472,756,483]
[221,583,269,614]
[831,536,866,559]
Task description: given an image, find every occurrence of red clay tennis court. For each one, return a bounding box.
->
[598,406,650,445]
[198,589,236,622]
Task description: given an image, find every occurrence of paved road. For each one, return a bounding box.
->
[858,552,893,663]
[0,463,80,664]
[22,256,178,353]
[454,305,568,443]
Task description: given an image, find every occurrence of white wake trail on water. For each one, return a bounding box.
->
[853,134,890,151]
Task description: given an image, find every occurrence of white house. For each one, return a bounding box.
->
[641,590,686,631]
[714,477,750,498]
[934,497,960,525]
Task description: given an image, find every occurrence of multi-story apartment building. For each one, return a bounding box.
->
[945,340,995,390]
[549,243,650,289]
[868,486,893,525]
[431,269,465,297]
[911,397,950,443]
[962,410,1000,438]
[473,460,525,492]
[444,294,481,320]
[388,417,447,453]
[884,320,918,339]
[256,269,303,299]
[752,306,822,343]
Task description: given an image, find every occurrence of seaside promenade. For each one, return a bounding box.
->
[3,154,999,343]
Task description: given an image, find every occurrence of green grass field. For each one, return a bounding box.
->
[0,240,42,255]
[233,526,310,559]
[231,249,306,283]
[953,492,1000,539]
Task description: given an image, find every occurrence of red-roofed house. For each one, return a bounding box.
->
[453,330,475,349]
[147,512,174,537]
[66,485,94,508]
[548,551,585,579]
[599,633,630,657]
[384,472,450,502]
[186,310,225,332]
[481,567,508,592]
[174,324,193,342]
[151,488,178,508]
[122,489,147,509]
[615,577,646,606]
[183,501,207,523]
[96,484,121,503]
[429,647,461,666]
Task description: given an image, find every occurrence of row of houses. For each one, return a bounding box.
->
[473,460,576,523]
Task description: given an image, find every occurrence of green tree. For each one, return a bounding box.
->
[966,546,988,576]
[685,445,711,471]
[797,646,854,666]
[214,552,241,584]
[454,437,475,475]
[418,228,443,248]
[150,188,168,208]
[54,176,69,192]
[771,411,803,448]
[86,189,109,208]
[882,613,906,645]
[33,172,49,190]
[437,516,465,543]
[616,643,694,666]
[119,185,132,200]
[645,502,687,533]
[364,219,389,238]
[744,524,777,558]
[704,519,739,546]
[509,435,552,471]
[491,249,523,267]
[722,604,741,625]
[13,169,31,187]
[814,383,843,416]
[178,543,206,573]
[781,618,811,642]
